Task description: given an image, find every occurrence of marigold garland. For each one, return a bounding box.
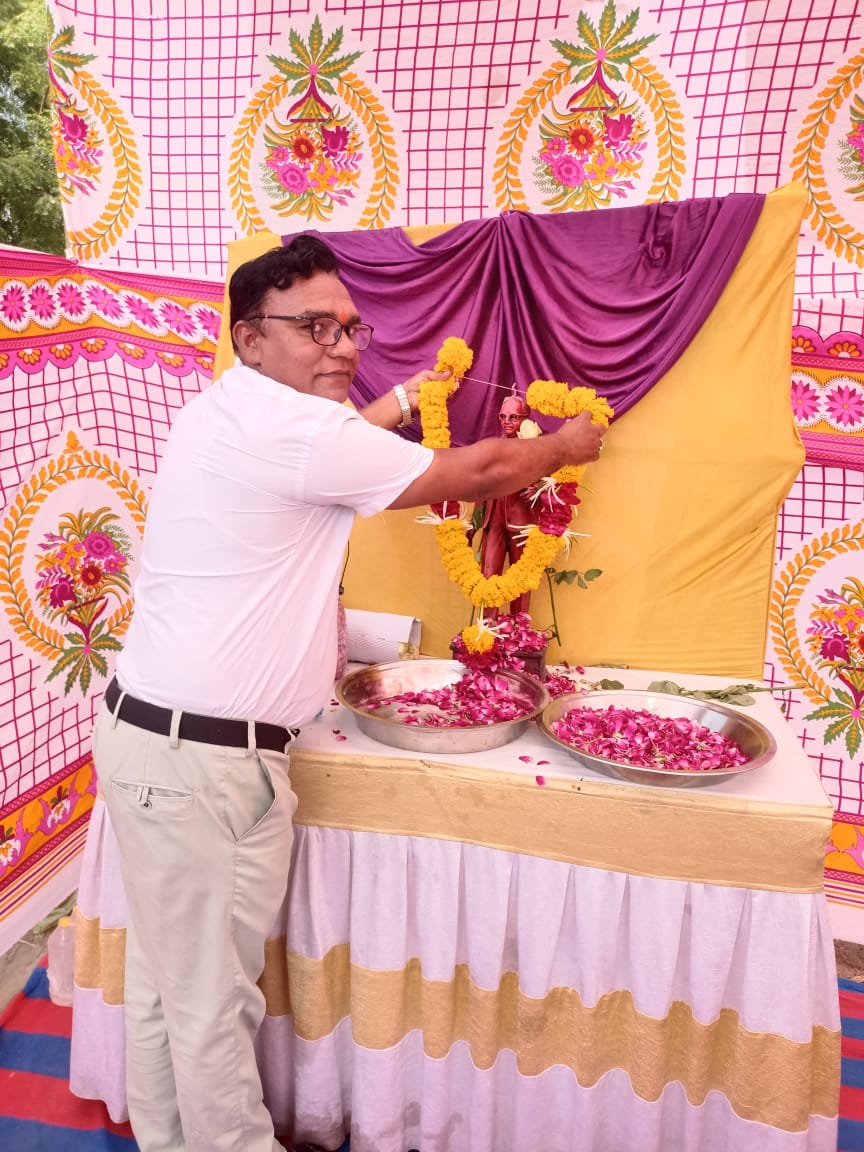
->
[418,340,614,619]
[417,337,474,448]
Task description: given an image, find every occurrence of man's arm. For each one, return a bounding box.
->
[387,410,604,510]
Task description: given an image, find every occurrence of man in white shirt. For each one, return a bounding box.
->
[94,235,603,1152]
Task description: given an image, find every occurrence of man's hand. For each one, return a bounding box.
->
[359,369,450,430]
[398,368,451,417]
[553,410,605,463]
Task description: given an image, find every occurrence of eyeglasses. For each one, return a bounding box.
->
[251,314,374,351]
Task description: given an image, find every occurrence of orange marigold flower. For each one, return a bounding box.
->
[827,341,861,358]
[156,352,185,368]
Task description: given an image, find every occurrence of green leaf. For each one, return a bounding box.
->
[693,689,756,706]
[268,55,307,78]
[583,569,602,581]
[550,38,590,64]
[576,12,600,53]
[846,722,863,759]
[63,655,86,694]
[806,703,854,722]
[288,30,312,70]
[318,26,346,63]
[605,8,640,50]
[647,679,683,695]
[309,14,323,57]
[576,574,587,589]
[595,678,625,690]
[51,26,76,51]
[46,647,85,678]
[609,32,660,59]
[824,716,853,744]
[91,634,122,652]
[318,51,363,77]
[598,0,616,42]
[835,688,854,707]
[554,569,580,585]
[89,651,108,676]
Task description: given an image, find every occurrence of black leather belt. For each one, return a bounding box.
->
[104,678,295,752]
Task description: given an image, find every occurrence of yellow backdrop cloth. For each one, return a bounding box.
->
[214,184,805,678]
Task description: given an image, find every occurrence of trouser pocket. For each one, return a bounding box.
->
[110,778,193,818]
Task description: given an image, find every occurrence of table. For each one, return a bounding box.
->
[69,667,840,1151]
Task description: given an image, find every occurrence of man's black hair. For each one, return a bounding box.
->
[228,235,340,348]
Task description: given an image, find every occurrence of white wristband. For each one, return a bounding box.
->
[393,384,413,427]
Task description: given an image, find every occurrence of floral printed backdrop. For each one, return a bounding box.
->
[0,0,862,947]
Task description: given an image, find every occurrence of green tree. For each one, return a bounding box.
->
[0,0,65,253]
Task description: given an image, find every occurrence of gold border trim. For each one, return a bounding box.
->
[262,941,837,1132]
[289,751,831,892]
[75,919,839,1131]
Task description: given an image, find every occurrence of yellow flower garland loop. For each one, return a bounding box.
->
[418,340,614,611]
[526,379,614,485]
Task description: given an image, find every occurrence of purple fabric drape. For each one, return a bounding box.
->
[286,195,764,443]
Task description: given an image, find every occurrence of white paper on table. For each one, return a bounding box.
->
[344,609,422,665]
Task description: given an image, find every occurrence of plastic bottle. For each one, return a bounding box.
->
[47,915,75,1006]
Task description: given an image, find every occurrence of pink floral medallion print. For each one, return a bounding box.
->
[34,510,132,696]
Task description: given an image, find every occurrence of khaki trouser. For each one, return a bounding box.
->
[94,701,298,1152]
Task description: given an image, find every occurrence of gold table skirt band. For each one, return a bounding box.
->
[289,752,831,893]
[74,914,839,1133]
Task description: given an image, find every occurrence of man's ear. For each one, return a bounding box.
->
[233,319,262,366]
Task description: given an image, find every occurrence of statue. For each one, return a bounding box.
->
[475,390,540,616]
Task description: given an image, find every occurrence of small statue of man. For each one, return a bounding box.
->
[476,391,540,616]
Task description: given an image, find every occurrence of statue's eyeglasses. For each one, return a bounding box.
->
[251,314,374,351]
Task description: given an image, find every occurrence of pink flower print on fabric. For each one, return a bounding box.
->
[84,531,114,559]
[191,305,222,343]
[124,294,161,331]
[270,161,310,195]
[322,124,349,155]
[825,381,864,430]
[59,110,89,144]
[55,280,89,322]
[790,376,822,426]
[159,301,199,340]
[550,154,586,188]
[821,633,850,662]
[0,283,29,331]
[48,577,76,608]
[28,282,60,326]
[603,114,634,147]
[86,283,127,323]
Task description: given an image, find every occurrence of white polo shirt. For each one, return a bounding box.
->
[116,362,433,727]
